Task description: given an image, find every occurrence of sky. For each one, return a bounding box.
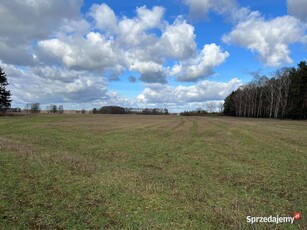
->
[0,0,306,112]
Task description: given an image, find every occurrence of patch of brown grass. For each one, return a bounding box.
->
[0,136,38,156]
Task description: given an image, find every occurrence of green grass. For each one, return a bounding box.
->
[0,114,306,229]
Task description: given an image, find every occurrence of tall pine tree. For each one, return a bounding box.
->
[0,67,12,112]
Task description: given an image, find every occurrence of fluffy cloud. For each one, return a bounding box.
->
[0,0,83,65]
[170,44,229,81]
[137,78,241,104]
[156,18,197,60]
[129,61,163,74]
[2,62,132,109]
[223,12,306,66]
[37,4,223,83]
[183,0,238,19]
[116,6,165,47]
[0,1,235,110]
[183,0,306,67]
[89,3,118,32]
[135,5,165,29]
[38,5,167,82]
[5,66,99,103]
[287,0,307,22]
[38,32,124,70]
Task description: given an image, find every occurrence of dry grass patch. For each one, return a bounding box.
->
[0,136,38,156]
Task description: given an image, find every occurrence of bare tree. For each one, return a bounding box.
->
[253,75,268,118]
[273,70,283,118]
[218,102,224,113]
[24,103,31,114]
[223,61,306,119]
[58,105,64,114]
[30,103,41,113]
[263,77,276,118]
[207,101,217,113]
[280,69,291,118]
[233,88,243,116]
[48,104,57,114]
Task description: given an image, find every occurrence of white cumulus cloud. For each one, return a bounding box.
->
[170,44,229,81]
[38,32,124,70]
[2,62,132,109]
[223,12,306,67]
[157,18,197,60]
[137,78,241,104]
[36,3,225,83]
[0,0,83,65]
[89,3,118,32]
[183,0,307,67]
[0,1,238,110]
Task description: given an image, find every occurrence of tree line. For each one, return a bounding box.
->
[180,109,209,116]
[1,62,306,119]
[23,103,65,114]
[224,61,307,119]
[92,106,169,115]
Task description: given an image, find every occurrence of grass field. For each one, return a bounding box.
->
[0,114,306,229]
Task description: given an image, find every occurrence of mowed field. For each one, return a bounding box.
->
[0,114,306,229]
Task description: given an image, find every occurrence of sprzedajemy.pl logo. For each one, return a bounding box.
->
[247,212,301,224]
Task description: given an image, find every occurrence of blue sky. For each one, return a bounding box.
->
[0,0,306,112]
